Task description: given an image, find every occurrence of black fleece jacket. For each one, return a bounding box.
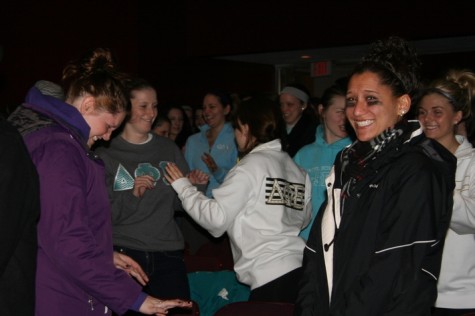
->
[295,124,456,316]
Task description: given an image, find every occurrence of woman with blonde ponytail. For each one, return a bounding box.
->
[417,69,475,315]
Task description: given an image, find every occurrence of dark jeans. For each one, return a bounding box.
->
[114,246,190,299]
[249,267,302,303]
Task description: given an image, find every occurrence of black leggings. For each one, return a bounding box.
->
[432,307,475,316]
[249,267,302,303]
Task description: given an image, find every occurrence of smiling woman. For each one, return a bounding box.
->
[416,69,475,315]
[95,78,194,309]
[345,71,408,141]
[293,80,353,241]
[296,37,457,316]
[184,89,238,198]
[181,89,239,253]
[279,83,318,157]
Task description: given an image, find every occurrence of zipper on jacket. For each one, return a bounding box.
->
[88,296,95,311]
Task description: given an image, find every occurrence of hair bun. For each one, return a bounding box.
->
[361,36,421,94]
[83,48,116,75]
[60,47,130,114]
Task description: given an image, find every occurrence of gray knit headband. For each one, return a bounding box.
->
[280,87,309,103]
[425,87,462,110]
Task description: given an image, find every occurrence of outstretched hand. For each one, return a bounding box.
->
[165,163,185,184]
[140,296,192,315]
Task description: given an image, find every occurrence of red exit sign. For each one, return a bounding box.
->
[311,61,332,77]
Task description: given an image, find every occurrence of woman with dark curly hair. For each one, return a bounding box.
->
[295,37,456,316]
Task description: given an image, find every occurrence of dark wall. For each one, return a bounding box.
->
[0,0,139,113]
[1,1,474,113]
[421,51,475,83]
[135,1,274,106]
[185,1,475,56]
[0,1,275,111]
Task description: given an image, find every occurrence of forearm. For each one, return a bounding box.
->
[172,178,227,237]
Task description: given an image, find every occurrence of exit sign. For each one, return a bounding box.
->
[311,61,332,77]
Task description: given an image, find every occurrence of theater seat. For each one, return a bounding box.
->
[184,235,233,273]
[214,301,294,316]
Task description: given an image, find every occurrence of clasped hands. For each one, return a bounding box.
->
[165,163,209,185]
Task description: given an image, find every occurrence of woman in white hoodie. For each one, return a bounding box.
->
[417,69,475,316]
[165,95,312,303]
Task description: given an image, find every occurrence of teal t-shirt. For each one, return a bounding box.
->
[188,270,250,316]
[294,125,352,240]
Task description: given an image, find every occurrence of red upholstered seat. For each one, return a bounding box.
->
[214,301,294,316]
[184,235,233,272]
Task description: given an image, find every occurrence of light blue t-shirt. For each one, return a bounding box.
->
[293,125,352,240]
[184,123,238,197]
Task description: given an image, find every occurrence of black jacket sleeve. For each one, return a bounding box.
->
[0,118,40,315]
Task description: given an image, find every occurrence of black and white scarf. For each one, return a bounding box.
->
[340,124,405,198]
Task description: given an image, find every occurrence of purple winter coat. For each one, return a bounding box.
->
[8,87,143,315]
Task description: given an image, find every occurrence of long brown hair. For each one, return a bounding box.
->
[232,95,283,156]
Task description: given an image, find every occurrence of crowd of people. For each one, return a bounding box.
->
[1,36,474,316]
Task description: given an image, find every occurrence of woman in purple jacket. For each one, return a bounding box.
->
[8,48,191,316]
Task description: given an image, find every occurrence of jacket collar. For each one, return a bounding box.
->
[24,86,90,142]
[249,139,282,153]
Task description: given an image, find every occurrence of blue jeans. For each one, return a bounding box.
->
[114,246,190,300]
